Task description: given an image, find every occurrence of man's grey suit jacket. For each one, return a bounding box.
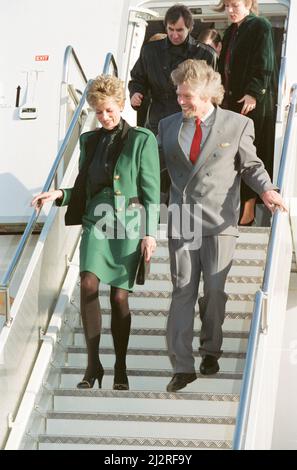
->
[158,107,277,237]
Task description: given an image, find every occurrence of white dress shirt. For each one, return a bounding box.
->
[179,105,216,160]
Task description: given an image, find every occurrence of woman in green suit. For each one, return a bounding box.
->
[217,0,277,225]
[32,75,160,390]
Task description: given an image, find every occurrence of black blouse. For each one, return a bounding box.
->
[88,119,124,197]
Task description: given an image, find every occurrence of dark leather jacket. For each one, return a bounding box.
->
[129,35,217,134]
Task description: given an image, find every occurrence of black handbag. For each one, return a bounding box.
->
[135,251,150,285]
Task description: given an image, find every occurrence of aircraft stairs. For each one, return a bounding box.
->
[3,50,297,451]
[19,226,269,450]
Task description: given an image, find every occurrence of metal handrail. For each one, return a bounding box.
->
[233,290,265,449]
[263,83,297,292]
[103,53,118,76]
[62,45,87,84]
[0,80,92,324]
[233,83,297,449]
[276,56,287,123]
[0,51,119,326]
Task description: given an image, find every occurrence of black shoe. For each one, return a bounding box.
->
[113,369,129,390]
[200,355,219,375]
[239,218,255,227]
[166,373,197,392]
[77,365,104,389]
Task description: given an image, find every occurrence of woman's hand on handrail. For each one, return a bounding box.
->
[31,189,63,210]
[141,235,156,262]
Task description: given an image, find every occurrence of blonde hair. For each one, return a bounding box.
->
[87,75,125,109]
[214,0,259,15]
[171,59,225,105]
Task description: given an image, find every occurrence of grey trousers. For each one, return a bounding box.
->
[167,235,237,373]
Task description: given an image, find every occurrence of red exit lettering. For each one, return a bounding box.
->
[35,55,49,61]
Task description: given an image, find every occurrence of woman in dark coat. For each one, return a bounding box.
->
[32,75,160,391]
[217,0,277,225]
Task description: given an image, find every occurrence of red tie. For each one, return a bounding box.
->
[190,118,202,164]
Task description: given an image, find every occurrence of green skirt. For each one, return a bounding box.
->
[80,188,141,291]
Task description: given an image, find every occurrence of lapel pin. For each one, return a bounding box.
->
[220,142,231,148]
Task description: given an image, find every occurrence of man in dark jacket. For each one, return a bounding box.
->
[128,4,217,135]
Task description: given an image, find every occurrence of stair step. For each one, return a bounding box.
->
[157,224,268,235]
[100,291,257,304]
[146,272,263,284]
[156,240,268,250]
[148,262,264,278]
[58,367,242,393]
[67,346,245,358]
[150,257,265,268]
[101,281,260,295]
[53,389,239,417]
[46,410,236,425]
[65,350,245,373]
[154,245,266,259]
[44,411,235,440]
[72,332,248,352]
[72,294,255,312]
[150,262,264,276]
[60,367,242,380]
[69,309,251,332]
[156,225,269,236]
[38,434,232,450]
[70,290,256,313]
[73,326,249,338]
[94,314,251,333]
[237,226,269,234]
[100,298,254,313]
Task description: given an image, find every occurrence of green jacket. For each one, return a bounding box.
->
[59,126,160,238]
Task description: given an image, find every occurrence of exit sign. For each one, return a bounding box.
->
[35,55,49,61]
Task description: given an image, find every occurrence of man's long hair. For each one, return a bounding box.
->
[171,59,224,105]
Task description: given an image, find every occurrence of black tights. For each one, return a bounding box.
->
[110,285,131,371]
[80,272,131,375]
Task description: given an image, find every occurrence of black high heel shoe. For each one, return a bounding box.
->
[239,218,255,227]
[77,366,104,389]
[113,369,129,390]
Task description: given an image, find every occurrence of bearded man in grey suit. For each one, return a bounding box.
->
[158,59,286,392]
